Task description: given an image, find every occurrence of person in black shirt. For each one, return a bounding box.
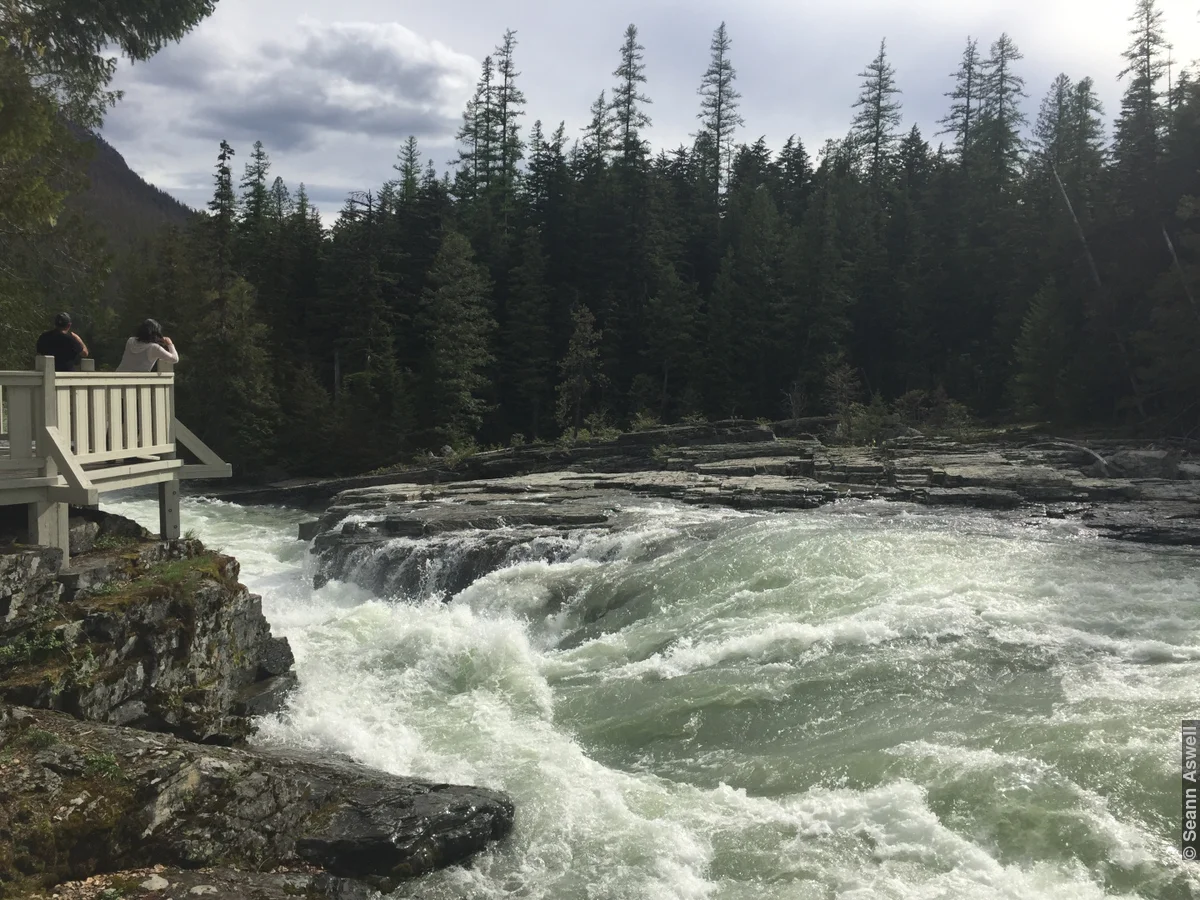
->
[35,312,89,371]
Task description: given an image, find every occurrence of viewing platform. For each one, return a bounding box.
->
[0,356,231,563]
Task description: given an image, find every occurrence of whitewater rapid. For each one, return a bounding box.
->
[103,494,1200,900]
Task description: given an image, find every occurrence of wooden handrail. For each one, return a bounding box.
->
[2,358,230,558]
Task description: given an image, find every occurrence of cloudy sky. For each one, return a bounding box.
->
[102,0,1200,216]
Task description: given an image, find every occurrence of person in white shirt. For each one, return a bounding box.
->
[117,319,180,372]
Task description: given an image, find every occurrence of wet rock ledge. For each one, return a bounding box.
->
[303,423,1200,595]
[0,509,514,898]
[0,705,512,898]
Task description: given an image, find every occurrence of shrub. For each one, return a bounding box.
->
[631,411,661,432]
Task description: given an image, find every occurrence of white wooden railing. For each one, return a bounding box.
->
[1,356,231,562]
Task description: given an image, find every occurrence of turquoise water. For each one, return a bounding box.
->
[107,495,1200,899]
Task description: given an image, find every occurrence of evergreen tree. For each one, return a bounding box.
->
[580,91,615,171]
[851,38,903,187]
[180,277,281,474]
[395,136,422,206]
[493,29,527,230]
[502,228,555,438]
[611,24,652,164]
[696,22,744,194]
[454,56,500,200]
[239,140,270,237]
[977,33,1028,186]
[21,8,1200,471]
[939,38,983,164]
[641,257,697,419]
[206,140,238,293]
[1113,0,1169,211]
[556,303,604,439]
[775,136,813,225]
[1,0,217,127]
[419,231,496,442]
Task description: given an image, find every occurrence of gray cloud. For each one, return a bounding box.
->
[119,19,475,153]
[187,86,456,153]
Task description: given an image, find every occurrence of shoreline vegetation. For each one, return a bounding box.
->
[6,3,1200,485]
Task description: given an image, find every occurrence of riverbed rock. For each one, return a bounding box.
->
[37,866,378,900]
[0,704,513,898]
[0,546,63,627]
[1105,448,1182,480]
[0,539,295,744]
[307,435,1200,593]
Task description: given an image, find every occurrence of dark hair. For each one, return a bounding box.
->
[54,312,71,329]
[135,319,164,344]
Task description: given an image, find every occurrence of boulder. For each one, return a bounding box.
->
[0,541,295,744]
[67,519,100,556]
[0,705,513,898]
[0,546,63,628]
[1106,449,1182,480]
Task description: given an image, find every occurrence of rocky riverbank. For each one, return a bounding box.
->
[0,509,514,898]
[301,423,1200,595]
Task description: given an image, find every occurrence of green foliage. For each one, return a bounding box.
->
[419,230,496,444]
[556,304,604,440]
[1,0,217,127]
[91,533,140,552]
[0,53,105,368]
[20,728,58,750]
[12,9,1200,477]
[0,631,67,671]
[83,752,124,782]
[631,411,661,431]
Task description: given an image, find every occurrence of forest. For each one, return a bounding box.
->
[4,0,1200,477]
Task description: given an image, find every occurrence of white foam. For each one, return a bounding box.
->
[104,494,1200,900]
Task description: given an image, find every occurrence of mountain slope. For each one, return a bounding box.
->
[68,129,196,251]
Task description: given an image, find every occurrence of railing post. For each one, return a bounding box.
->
[28,356,70,566]
[157,360,181,541]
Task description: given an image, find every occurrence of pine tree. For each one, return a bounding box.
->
[977,33,1028,186]
[696,22,744,195]
[939,38,982,164]
[206,140,238,290]
[395,136,422,206]
[493,29,527,228]
[641,256,697,419]
[580,91,615,171]
[180,278,281,473]
[775,136,812,225]
[0,52,104,366]
[611,24,652,164]
[703,249,741,416]
[1013,281,1073,417]
[268,176,292,223]
[502,228,555,438]
[556,303,604,439]
[419,231,496,442]
[454,56,501,200]
[237,140,274,308]
[239,140,270,236]
[851,38,903,187]
[1113,0,1169,210]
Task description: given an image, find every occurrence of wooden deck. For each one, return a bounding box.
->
[1,357,231,563]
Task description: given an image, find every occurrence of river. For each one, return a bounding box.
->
[104,493,1200,899]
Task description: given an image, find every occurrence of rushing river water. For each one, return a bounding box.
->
[105,494,1200,900]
